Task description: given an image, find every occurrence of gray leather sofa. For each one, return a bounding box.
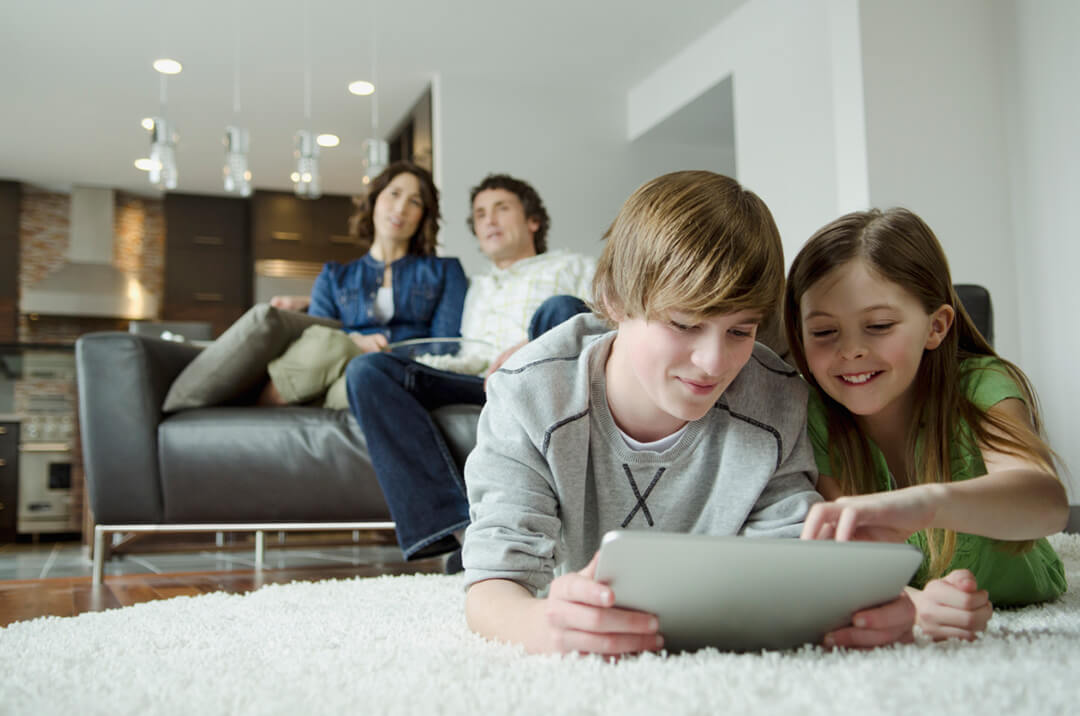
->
[76,331,481,582]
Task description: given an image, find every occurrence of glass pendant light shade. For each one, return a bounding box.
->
[223,126,252,197]
[361,138,389,185]
[293,129,321,199]
[148,116,179,190]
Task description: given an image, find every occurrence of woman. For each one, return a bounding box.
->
[264,161,467,405]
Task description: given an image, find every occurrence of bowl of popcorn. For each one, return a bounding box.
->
[385,337,496,376]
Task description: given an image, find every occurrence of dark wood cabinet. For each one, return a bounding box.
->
[0,182,20,343]
[251,190,360,264]
[163,193,251,337]
[0,422,17,543]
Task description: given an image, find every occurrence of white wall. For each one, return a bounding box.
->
[627,0,857,265]
[433,74,734,278]
[624,0,1079,492]
[859,0,1020,363]
[1000,0,1080,493]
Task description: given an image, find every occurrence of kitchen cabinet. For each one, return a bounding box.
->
[0,421,18,542]
[163,193,251,337]
[251,190,360,265]
[0,182,20,343]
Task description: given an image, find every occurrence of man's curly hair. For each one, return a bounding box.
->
[466,174,549,254]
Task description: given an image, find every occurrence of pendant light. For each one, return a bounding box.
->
[293,0,320,199]
[147,66,180,191]
[223,0,252,196]
[223,126,252,196]
[361,0,388,185]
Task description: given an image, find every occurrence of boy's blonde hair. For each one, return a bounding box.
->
[592,171,784,323]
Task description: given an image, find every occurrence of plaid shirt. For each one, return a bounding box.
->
[461,250,596,358]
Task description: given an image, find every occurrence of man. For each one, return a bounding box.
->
[344,174,595,567]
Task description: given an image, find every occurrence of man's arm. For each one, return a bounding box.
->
[555,253,597,303]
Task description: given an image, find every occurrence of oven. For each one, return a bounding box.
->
[17,442,74,533]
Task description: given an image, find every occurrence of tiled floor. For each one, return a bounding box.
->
[0,538,408,581]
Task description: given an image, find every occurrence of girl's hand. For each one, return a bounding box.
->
[540,553,663,655]
[822,591,916,648]
[906,569,992,641]
[269,295,311,312]
[800,485,941,543]
[348,332,389,354]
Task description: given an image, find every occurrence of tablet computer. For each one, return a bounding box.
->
[594,530,923,652]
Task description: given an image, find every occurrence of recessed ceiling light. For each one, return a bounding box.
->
[316,134,340,148]
[134,158,158,171]
[348,80,375,96]
[140,117,155,130]
[153,58,183,75]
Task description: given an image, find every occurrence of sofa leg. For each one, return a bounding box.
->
[92,526,106,586]
[254,530,265,571]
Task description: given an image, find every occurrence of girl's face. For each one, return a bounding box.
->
[373,172,425,244]
[798,258,952,425]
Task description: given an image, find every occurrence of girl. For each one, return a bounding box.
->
[784,208,1068,644]
[263,161,468,406]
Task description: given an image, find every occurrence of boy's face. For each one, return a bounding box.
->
[606,309,761,442]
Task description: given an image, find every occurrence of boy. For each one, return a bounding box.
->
[462,171,822,655]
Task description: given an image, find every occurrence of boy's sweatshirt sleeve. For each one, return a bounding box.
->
[461,371,562,596]
[739,396,822,538]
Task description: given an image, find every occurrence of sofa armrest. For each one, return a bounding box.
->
[76,332,202,524]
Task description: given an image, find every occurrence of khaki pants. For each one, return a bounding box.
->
[267,325,361,409]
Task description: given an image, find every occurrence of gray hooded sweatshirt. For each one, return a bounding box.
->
[463,314,821,595]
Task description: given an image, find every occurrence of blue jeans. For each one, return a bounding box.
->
[345,295,589,558]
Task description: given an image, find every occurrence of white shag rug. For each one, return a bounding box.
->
[5,535,1080,716]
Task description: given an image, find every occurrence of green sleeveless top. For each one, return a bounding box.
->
[807,356,1066,605]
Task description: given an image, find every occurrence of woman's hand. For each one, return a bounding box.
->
[906,569,992,641]
[269,295,311,312]
[348,332,389,354]
[800,485,941,543]
[538,553,663,655]
[822,591,916,648]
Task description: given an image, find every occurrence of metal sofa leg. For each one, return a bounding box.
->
[255,530,265,571]
[92,525,106,586]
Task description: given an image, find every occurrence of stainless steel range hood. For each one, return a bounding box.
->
[21,186,158,320]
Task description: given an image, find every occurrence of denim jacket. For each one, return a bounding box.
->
[308,254,468,341]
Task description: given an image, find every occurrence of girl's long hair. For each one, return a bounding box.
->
[783,208,1058,578]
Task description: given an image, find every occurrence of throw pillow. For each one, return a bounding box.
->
[162,303,342,412]
[266,324,362,405]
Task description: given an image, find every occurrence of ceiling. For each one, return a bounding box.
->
[0,0,745,198]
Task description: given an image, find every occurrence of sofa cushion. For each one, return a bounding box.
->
[156,404,482,523]
[162,304,341,412]
[158,406,388,521]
